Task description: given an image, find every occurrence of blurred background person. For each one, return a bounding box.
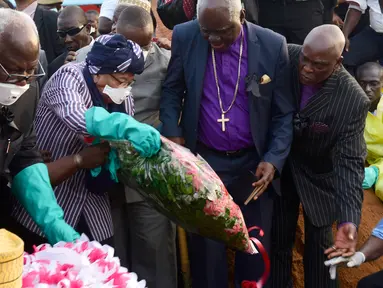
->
[48,5,93,78]
[37,0,62,12]
[86,9,99,38]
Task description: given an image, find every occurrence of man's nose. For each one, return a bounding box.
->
[208,34,222,43]
[365,84,372,92]
[65,34,73,43]
[303,64,314,73]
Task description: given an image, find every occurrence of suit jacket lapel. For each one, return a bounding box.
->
[33,5,43,33]
[245,21,260,108]
[195,33,208,115]
[300,72,338,118]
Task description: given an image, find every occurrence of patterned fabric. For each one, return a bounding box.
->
[183,0,196,19]
[11,62,134,241]
[86,34,144,75]
[119,0,151,12]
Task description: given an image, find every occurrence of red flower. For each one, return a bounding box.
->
[241,280,258,288]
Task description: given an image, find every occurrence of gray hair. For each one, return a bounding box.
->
[196,0,242,21]
[0,8,38,38]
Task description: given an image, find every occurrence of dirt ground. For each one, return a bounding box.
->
[293,190,383,288]
[151,5,383,287]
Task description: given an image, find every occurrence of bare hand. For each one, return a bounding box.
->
[325,223,358,259]
[333,12,344,28]
[251,162,275,200]
[344,37,350,52]
[64,51,78,64]
[156,37,171,50]
[167,137,185,146]
[40,150,52,163]
[77,142,111,169]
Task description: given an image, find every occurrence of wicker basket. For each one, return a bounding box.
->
[0,229,24,288]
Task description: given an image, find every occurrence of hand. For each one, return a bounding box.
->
[325,223,358,259]
[168,137,185,146]
[344,37,350,52]
[40,150,52,163]
[251,162,275,200]
[324,252,366,280]
[128,123,161,158]
[332,12,344,28]
[64,51,78,64]
[155,37,171,50]
[77,142,111,169]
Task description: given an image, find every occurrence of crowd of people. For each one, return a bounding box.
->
[0,0,383,287]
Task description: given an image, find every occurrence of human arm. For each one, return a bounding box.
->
[8,127,79,244]
[343,1,365,50]
[159,25,186,141]
[98,0,116,34]
[326,99,369,258]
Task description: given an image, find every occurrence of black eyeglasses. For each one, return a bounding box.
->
[0,61,46,84]
[57,25,86,38]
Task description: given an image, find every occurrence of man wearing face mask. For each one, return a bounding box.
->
[48,6,93,78]
[75,7,176,287]
[0,9,81,247]
[11,33,161,251]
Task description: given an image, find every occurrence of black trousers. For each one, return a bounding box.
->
[258,0,324,44]
[357,270,383,288]
[270,165,337,288]
[343,26,383,75]
[2,214,113,253]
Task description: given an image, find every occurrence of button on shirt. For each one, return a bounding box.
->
[198,26,253,151]
[347,0,383,32]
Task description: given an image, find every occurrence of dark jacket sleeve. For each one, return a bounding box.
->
[159,25,185,138]
[263,37,295,173]
[8,125,43,178]
[334,97,369,227]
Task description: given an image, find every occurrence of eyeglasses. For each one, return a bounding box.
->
[110,74,135,88]
[57,25,86,38]
[0,61,46,84]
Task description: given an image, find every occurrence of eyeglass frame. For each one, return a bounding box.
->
[57,25,86,38]
[0,61,46,84]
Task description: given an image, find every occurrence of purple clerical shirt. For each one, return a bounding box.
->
[198,26,253,151]
[300,84,322,110]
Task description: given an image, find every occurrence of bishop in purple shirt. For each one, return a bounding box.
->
[160,0,294,287]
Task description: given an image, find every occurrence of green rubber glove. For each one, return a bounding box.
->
[363,166,379,189]
[85,106,161,158]
[12,163,80,244]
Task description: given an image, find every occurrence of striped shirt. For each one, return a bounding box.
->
[11,62,134,241]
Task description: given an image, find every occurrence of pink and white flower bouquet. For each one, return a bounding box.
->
[22,235,146,288]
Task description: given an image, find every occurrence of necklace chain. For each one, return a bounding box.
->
[211,30,244,115]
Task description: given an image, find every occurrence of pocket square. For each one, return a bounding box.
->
[260,74,272,84]
[310,122,329,133]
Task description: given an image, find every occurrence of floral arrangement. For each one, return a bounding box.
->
[110,136,257,254]
[22,235,146,288]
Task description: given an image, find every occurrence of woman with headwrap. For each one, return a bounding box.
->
[9,34,160,251]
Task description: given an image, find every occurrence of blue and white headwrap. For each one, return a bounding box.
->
[86,34,145,75]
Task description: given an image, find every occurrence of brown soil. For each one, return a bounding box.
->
[293,190,383,288]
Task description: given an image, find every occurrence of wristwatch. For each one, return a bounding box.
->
[73,154,83,168]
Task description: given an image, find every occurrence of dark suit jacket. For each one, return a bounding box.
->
[34,5,65,64]
[286,44,370,227]
[48,52,68,79]
[160,20,294,187]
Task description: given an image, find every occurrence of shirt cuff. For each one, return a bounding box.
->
[372,219,383,241]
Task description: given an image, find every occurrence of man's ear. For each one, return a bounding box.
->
[335,55,343,71]
[240,9,246,24]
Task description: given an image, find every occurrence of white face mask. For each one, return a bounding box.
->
[143,51,149,61]
[103,85,133,104]
[0,83,30,106]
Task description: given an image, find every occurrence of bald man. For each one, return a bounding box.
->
[271,25,370,288]
[48,5,93,78]
[0,9,81,246]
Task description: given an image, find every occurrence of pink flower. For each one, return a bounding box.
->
[88,247,107,263]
